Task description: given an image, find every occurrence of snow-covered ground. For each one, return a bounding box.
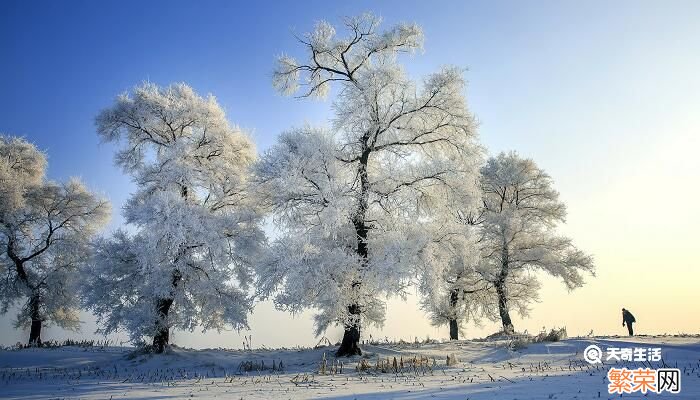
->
[1,336,698,399]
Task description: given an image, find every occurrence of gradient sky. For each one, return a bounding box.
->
[1,0,698,348]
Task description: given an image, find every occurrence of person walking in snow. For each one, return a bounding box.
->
[622,308,636,336]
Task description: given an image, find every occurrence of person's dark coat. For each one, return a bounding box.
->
[622,309,636,325]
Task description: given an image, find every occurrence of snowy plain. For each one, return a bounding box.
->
[1,336,698,399]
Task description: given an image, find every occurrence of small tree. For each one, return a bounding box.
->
[418,226,495,340]
[0,135,110,345]
[474,152,595,334]
[259,14,481,356]
[84,83,264,353]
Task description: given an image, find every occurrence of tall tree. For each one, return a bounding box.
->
[474,152,595,334]
[258,14,481,356]
[84,83,264,353]
[0,135,110,345]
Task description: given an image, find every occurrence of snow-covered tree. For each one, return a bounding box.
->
[0,135,110,345]
[258,14,481,356]
[84,83,264,353]
[474,152,595,334]
[417,223,495,340]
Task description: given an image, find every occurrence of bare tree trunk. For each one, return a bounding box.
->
[495,281,514,335]
[152,297,173,353]
[28,294,42,346]
[152,270,181,354]
[449,288,459,340]
[336,304,362,357]
[496,245,515,335]
[449,319,459,340]
[336,148,371,358]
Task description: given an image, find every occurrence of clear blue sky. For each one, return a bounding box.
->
[2,0,699,347]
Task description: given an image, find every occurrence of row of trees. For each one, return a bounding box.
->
[0,14,594,356]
